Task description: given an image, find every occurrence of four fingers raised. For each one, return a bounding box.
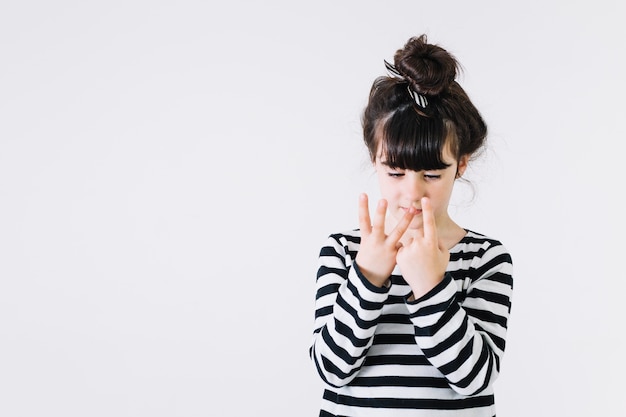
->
[360,195,443,242]
[359,193,417,246]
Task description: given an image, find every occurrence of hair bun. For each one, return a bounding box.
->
[393,34,458,96]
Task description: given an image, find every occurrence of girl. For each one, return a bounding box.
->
[310,35,513,416]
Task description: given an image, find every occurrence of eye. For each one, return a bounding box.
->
[424,173,442,180]
[387,171,405,178]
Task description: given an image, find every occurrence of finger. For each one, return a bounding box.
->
[387,206,416,244]
[421,197,438,242]
[358,193,372,235]
[372,199,388,233]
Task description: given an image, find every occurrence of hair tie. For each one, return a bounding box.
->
[384,60,429,109]
[406,87,428,109]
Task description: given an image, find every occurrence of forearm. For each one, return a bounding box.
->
[311,255,389,387]
[406,251,513,395]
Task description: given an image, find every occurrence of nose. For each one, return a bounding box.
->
[403,172,425,202]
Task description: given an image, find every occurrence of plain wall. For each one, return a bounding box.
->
[1,1,624,416]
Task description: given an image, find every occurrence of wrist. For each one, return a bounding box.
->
[407,274,444,300]
[354,262,390,288]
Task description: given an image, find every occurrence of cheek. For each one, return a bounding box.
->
[432,185,455,208]
[379,182,401,202]
[377,176,393,194]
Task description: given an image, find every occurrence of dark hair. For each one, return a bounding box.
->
[362,35,487,171]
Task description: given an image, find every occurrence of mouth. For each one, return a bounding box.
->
[401,206,422,215]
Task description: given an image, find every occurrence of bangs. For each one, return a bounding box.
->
[378,109,452,171]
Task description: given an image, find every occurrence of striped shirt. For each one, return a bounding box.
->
[310,229,513,417]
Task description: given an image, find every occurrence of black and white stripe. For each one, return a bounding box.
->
[310,229,513,417]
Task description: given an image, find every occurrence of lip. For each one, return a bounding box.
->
[401,207,422,215]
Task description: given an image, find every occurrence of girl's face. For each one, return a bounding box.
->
[374,140,468,232]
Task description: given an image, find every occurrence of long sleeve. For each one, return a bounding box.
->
[309,233,389,388]
[311,230,512,416]
[405,237,513,396]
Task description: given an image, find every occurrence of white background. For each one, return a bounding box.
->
[1,1,624,416]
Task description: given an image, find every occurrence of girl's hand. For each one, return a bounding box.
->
[355,193,416,287]
[396,197,450,299]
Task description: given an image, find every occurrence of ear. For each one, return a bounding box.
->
[456,155,469,178]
